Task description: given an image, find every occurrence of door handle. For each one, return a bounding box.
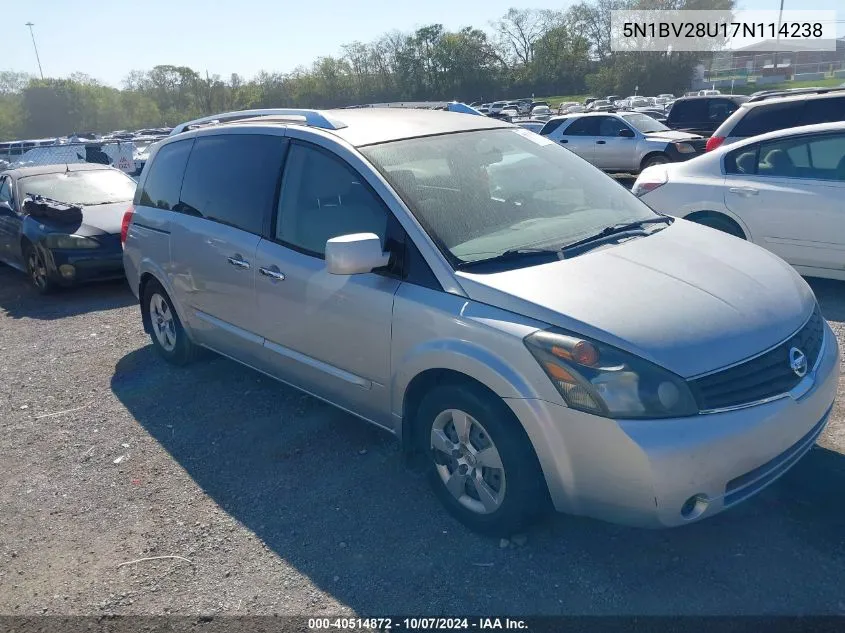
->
[729,186,759,197]
[559,139,568,144]
[596,140,606,145]
[227,255,251,269]
[259,266,285,281]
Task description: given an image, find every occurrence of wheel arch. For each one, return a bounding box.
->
[137,266,194,342]
[684,210,747,239]
[639,151,669,171]
[400,368,501,456]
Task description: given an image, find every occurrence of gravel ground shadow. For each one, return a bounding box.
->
[808,278,845,323]
[111,344,845,615]
[0,264,135,320]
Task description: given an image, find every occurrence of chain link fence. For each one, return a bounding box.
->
[0,137,166,178]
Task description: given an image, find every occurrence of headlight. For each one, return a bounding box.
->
[674,142,696,154]
[524,329,698,419]
[44,234,100,249]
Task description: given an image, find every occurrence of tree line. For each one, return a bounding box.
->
[1,0,729,140]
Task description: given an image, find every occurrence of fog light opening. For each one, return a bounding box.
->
[680,494,709,520]
[59,264,75,280]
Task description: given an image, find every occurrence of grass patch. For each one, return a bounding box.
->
[540,94,589,105]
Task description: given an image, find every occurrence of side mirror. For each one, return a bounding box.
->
[0,201,14,216]
[618,128,636,138]
[325,233,390,275]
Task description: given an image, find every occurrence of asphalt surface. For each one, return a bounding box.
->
[1,264,844,617]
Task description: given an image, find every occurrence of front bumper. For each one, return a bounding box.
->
[45,245,125,285]
[663,143,704,163]
[506,320,840,528]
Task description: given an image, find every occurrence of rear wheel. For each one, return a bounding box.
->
[24,244,55,295]
[417,383,549,536]
[142,280,197,365]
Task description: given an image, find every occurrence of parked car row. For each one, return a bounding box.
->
[471,99,552,119]
[2,106,840,538]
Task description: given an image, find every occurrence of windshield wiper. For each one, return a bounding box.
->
[560,217,672,258]
[456,247,559,270]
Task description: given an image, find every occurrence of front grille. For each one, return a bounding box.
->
[689,305,824,412]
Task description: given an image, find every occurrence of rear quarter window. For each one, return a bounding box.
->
[136,139,193,209]
[725,144,760,174]
[539,119,567,136]
[732,101,803,137]
[668,100,706,123]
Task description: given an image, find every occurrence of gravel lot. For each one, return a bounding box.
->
[1,263,844,617]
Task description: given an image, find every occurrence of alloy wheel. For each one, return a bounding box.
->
[430,408,506,514]
[149,293,177,352]
[27,249,48,291]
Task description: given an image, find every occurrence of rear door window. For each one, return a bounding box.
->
[136,139,193,210]
[799,96,845,125]
[179,134,287,235]
[563,117,600,136]
[754,133,845,180]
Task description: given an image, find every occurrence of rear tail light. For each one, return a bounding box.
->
[631,169,668,197]
[121,206,134,246]
[705,136,725,152]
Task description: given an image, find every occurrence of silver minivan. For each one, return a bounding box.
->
[123,108,839,536]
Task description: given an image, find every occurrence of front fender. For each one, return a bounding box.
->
[391,337,547,422]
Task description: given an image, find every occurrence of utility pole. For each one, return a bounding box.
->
[772,0,785,76]
[25,22,44,80]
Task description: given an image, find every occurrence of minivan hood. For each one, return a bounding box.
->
[456,220,815,378]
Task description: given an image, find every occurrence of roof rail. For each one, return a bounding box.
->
[169,108,347,136]
[747,86,845,103]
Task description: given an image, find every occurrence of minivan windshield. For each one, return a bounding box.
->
[20,169,137,205]
[361,128,658,266]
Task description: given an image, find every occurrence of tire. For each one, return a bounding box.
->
[141,280,198,365]
[690,214,745,239]
[641,153,670,171]
[24,244,56,295]
[416,383,550,536]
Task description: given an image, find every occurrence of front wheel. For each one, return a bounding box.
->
[417,384,550,536]
[25,245,55,295]
[641,153,670,171]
